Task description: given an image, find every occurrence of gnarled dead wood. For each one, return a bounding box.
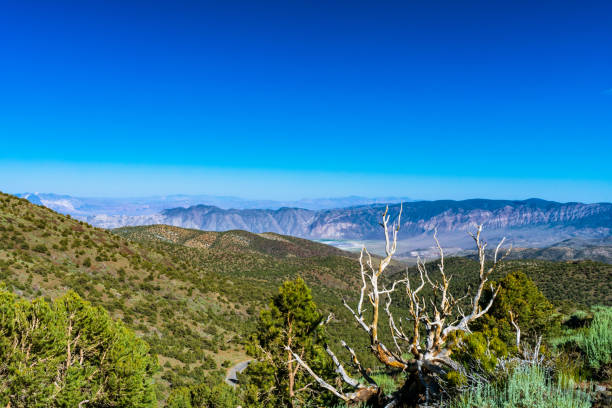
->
[293,206,511,406]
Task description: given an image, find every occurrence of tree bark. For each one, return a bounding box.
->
[287,320,295,407]
[291,208,511,406]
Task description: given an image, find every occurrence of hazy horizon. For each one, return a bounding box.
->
[3,161,611,204]
[11,189,612,205]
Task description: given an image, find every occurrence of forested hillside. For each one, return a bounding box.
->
[0,192,370,399]
[1,191,610,406]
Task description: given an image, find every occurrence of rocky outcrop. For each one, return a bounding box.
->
[161,205,316,236]
[307,199,611,239]
[153,199,612,244]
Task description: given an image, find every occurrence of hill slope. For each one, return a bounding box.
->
[114,224,348,258]
[1,191,610,402]
[0,192,365,396]
[505,237,612,264]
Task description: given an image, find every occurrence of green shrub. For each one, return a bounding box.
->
[166,382,239,408]
[579,306,612,370]
[445,370,468,388]
[448,331,508,377]
[475,271,559,348]
[552,306,612,379]
[451,365,591,408]
[32,243,47,253]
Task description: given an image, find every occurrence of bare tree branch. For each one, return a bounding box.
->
[285,347,350,401]
[340,340,378,387]
[509,310,521,353]
[294,210,511,407]
[324,344,360,388]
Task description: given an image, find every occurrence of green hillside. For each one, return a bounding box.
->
[0,192,367,397]
[114,224,350,258]
[397,257,612,309]
[1,191,610,403]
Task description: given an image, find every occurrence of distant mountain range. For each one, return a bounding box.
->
[16,193,612,258]
[155,199,612,258]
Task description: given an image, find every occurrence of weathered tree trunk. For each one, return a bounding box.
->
[287,321,295,407]
[288,206,511,406]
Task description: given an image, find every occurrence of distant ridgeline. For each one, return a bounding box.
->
[18,194,612,252]
[0,191,610,403]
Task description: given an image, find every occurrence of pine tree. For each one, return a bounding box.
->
[474,271,560,347]
[0,288,158,407]
[243,278,333,407]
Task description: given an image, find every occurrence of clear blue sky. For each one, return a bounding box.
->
[1,1,611,202]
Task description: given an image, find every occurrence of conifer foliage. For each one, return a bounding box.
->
[475,271,560,347]
[165,382,239,408]
[0,288,158,408]
[243,277,334,407]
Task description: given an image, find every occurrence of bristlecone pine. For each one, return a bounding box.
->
[288,205,511,407]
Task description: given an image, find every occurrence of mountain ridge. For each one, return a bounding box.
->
[159,199,612,242]
[18,194,612,253]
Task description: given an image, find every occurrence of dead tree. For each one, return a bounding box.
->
[506,311,544,366]
[287,205,511,407]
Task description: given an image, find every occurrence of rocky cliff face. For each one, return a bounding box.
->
[161,205,316,236]
[22,193,611,247]
[154,199,612,244]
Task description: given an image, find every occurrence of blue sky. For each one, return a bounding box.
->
[1,1,611,201]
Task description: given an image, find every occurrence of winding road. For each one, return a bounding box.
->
[225,360,252,386]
